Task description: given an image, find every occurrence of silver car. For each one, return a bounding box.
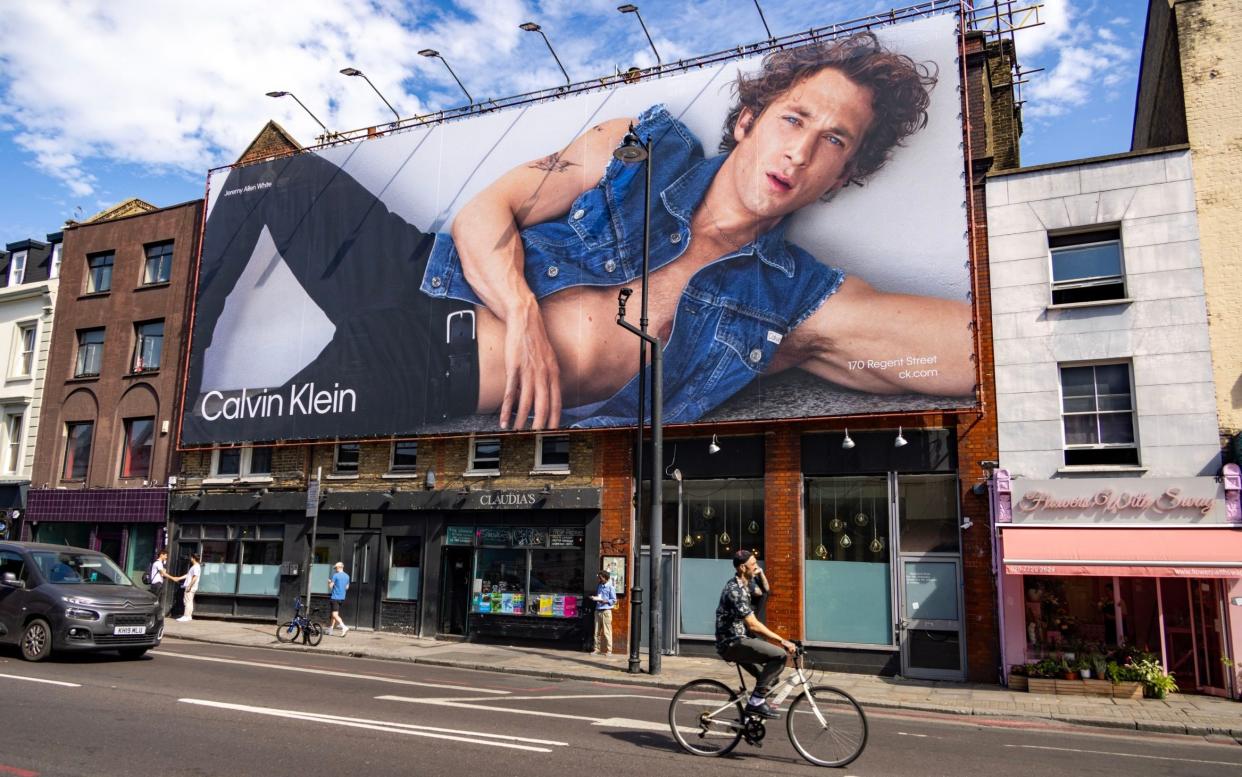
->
[0,541,163,661]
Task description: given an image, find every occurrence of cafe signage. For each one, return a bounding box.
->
[1009,477,1227,525]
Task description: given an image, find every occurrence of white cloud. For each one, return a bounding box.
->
[1019,3,1138,122]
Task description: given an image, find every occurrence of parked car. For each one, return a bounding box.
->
[0,541,163,661]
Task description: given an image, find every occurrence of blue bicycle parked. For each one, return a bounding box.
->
[276,598,324,646]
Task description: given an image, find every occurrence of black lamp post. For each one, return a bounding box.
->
[613,127,662,675]
[617,4,661,65]
[339,67,401,124]
[265,91,329,140]
[520,22,572,85]
[418,49,474,105]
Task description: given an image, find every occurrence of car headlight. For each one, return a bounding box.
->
[62,595,95,606]
[65,607,100,621]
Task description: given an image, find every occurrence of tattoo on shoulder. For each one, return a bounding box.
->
[529,152,577,173]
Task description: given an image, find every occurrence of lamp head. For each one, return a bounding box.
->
[618,3,638,12]
[340,67,362,77]
[894,426,908,448]
[519,22,541,32]
[708,434,721,455]
[418,49,439,58]
[265,91,289,98]
[612,131,647,162]
[841,429,855,450]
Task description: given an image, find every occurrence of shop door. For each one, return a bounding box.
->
[95,526,126,567]
[899,558,965,680]
[1192,579,1229,696]
[638,547,678,655]
[439,546,472,637]
[342,532,380,630]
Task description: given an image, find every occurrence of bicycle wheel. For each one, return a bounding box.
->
[668,679,744,757]
[785,685,868,768]
[276,621,301,644]
[304,622,324,647]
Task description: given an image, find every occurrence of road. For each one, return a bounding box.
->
[1,639,1239,777]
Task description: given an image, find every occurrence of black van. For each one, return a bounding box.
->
[0,542,163,661]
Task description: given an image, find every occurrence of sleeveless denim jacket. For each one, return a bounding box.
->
[421,104,845,427]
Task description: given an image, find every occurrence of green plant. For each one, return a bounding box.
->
[1089,653,1107,679]
[1030,658,1060,678]
[1009,664,1028,677]
[1129,658,1179,699]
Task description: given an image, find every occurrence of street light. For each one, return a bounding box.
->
[339,67,400,124]
[519,22,572,85]
[265,91,329,138]
[617,5,661,65]
[418,49,474,105]
[752,0,775,40]
[613,126,662,675]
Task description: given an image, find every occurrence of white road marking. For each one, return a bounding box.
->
[1005,744,1242,767]
[897,731,929,737]
[179,698,566,753]
[0,673,80,687]
[592,717,673,733]
[380,695,597,722]
[379,694,671,733]
[153,650,509,694]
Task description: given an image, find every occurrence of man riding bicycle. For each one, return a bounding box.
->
[716,549,796,720]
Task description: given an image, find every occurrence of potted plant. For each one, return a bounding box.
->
[1081,653,1113,696]
[1059,657,1077,681]
[1027,658,1059,694]
[1131,658,1179,699]
[1106,660,1144,699]
[1076,655,1093,679]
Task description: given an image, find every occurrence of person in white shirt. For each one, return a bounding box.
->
[148,550,168,613]
[166,553,202,622]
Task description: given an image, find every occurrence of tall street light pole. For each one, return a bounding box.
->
[339,67,401,124]
[520,22,572,85]
[614,127,662,674]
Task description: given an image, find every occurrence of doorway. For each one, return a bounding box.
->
[95,526,126,567]
[1163,578,1230,696]
[439,546,472,637]
[342,532,380,630]
[899,558,965,679]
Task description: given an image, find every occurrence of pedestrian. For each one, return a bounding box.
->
[166,553,201,622]
[590,570,616,656]
[328,561,351,636]
[148,550,168,614]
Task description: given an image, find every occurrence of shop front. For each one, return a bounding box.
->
[24,488,168,582]
[995,467,1242,698]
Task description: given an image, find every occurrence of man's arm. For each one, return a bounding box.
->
[743,614,795,653]
[451,117,634,430]
[772,276,974,396]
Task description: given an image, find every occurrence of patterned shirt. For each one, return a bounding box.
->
[715,576,754,654]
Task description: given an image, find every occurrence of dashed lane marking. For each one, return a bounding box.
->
[378,694,670,732]
[1004,744,1242,767]
[0,673,80,688]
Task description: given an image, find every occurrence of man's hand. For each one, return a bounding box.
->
[500,299,562,430]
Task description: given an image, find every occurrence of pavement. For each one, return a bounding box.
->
[163,617,1242,739]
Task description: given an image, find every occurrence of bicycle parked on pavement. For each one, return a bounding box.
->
[668,641,867,768]
[275,597,323,646]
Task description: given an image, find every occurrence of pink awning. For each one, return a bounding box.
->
[1001,527,1242,578]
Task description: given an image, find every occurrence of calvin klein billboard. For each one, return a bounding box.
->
[181,14,975,445]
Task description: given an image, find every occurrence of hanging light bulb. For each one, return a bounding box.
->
[702,505,716,520]
[869,537,885,553]
[747,520,760,534]
[814,543,829,559]
[683,532,694,548]
[854,512,869,527]
[829,517,844,533]
[718,530,731,545]
[839,533,853,549]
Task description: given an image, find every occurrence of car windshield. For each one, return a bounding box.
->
[31,551,133,586]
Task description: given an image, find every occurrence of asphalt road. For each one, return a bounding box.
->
[1,638,1239,777]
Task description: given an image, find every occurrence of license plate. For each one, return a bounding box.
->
[114,625,146,635]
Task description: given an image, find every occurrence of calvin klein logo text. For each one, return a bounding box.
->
[200,383,357,421]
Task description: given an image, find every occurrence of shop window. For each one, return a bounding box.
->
[896,474,960,553]
[86,252,114,293]
[63,421,94,481]
[804,476,893,646]
[133,320,164,372]
[468,437,500,474]
[7,250,25,287]
[75,328,105,377]
[12,322,36,377]
[119,417,155,479]
[3,412,23,475]
[1060,362,1139,466]
[452,525,585,617]
[143,241,174,285]
[334,443,360,474]
[534,434,570,471]
[310,535,340,590]
[1049,228,1126,305]
[212,446,272,478]
[387,537,421,600]
[180,524,283,596]
[390,440,417,472]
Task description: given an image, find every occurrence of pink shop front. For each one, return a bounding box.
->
[993,467,1242,698]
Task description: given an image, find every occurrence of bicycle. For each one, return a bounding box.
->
[668,641,867,768]
[275,597,324,646]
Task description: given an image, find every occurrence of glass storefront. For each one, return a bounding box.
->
[447,525,585,618]
[178,523,283,596]
[387,537,421,601]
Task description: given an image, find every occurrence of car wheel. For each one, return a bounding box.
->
[20,618,53,662]
[118,648,149,660]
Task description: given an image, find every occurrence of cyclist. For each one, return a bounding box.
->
[715,549,796,720]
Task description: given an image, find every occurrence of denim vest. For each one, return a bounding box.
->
[421,105,845,426]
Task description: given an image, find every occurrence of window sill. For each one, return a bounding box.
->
[66,375,100,383]
[1056,465,1148,474]
[202,477,237,485]
[381,471,421,479]
[1046,298,1134,311]
[135,281,172,292]
[464,470,500,478]
[126,369,161,378]
[325,473,359,480]
[4,375,32,383]
[77,291,111,300]
[239,476,274,484]
[530,468,570,476]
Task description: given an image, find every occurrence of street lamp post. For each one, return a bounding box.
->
[613,127,662,675]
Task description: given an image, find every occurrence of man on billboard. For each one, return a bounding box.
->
[185,31,972,443]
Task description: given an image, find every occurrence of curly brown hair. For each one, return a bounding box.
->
[719,32,937,187]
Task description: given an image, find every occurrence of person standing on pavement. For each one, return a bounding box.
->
[590,570,616,655]
[148,550,168,613]
[166,553,201,622]
[328,561,351,636]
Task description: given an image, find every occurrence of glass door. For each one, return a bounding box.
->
[896,474,964,680]
[639,547,678,655]
[343,532,381,630]
[1192,579,1229,696]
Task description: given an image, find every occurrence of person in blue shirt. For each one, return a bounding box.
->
[591,570,617,655]
[328,561,351,636]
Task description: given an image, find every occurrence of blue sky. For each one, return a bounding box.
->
[0,0,1146,242]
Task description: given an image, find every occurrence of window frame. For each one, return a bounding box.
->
[467,436,501,475]
[534,434,570,472]
[142,241,174,286]
[62,421,94,481]
[1058,360,1140,466]
[74,328,105,378]
[1048,228,1127,307]
[132,319,164,373]
[86,252,114,294]
[209,446,273,480]
[11,321,36,378]
[119,417,156,480]
[334,443,360,475]
[7,250,26,287]
[389,440,418,472]
[3,411,23,475]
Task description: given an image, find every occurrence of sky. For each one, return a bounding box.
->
[0,0,1147,242]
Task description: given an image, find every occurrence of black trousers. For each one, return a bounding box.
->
[722,637,785,697]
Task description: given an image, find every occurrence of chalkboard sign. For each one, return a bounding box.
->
[548,527,584,547]
[512,527,547,547]
[478,526,511,546]
[446,526,475,546]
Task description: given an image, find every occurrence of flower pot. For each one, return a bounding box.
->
[1008,674,1028,691]
[1063,671,1078,681]
[1054,679,1087,695]
[1027,678,1057,694]
[1079,669,1092,679]
[1082,679,1113,696]
[1112,681,1142,700]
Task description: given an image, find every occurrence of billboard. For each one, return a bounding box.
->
[181,14,973,446]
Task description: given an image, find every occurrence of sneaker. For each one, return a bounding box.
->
[175,616,192,622]
[744,701,780,720]
[341,625,350,636]
[590,650,601,656]
[327,626,335,635]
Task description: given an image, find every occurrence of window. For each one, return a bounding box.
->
[390,440,418,471]
[387,537,422,600]
[334,443,360,474]
[63,421,94,480]
[1060,362,1138,466]
[211,446,272,478]
[13,322,36,377]
[177,523,283,596]
[86,252,114,293]
[0,549,28,585]
[143,242,173,285]
[119,417,155,478]
[3,413,22,474]
[133,320,164,372]
[49,243,61,279]
[75,328,104,377]
[1049,228,1126,305]
[468,437,500,473]
[535,434,570,471]
[7,250,25,287]
[451,525,585,617]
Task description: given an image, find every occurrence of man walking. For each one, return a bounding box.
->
[328,561,351,636]
[591,570,616,655]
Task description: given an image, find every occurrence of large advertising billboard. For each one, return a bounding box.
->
[181,14,973,446]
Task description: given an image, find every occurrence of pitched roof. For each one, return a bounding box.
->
[236,120,302,164]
